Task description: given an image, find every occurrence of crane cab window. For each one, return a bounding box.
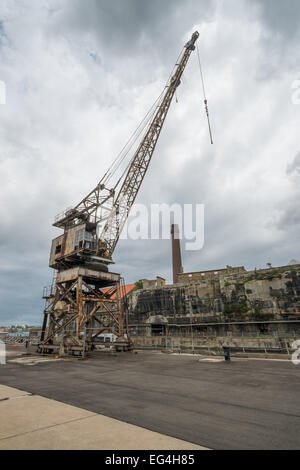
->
[74,229,96,251]
[84,231,95,241]
[74,229,84,250]
[84,231,96,250]
[55,245,62,255]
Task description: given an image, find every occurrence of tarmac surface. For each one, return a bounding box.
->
[1,346,300,450]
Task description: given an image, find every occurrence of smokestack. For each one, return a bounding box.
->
[171,224,183,284]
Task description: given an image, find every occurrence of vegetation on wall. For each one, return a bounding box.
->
[135,280,144,290]
[222,301,248,320]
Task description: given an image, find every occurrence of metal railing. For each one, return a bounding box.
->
[130,335,295,355]
[54,206,73,223]
[43,285,56,298]
[128,328,299,339]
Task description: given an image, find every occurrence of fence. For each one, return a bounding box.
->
[129,327,299,339]
[131,333,296,356]
[3,336,40,345]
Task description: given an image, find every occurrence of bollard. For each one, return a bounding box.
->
[222,344,231,362]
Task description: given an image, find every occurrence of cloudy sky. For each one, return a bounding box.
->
[0,0,299,325]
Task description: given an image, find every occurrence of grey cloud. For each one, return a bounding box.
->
[287,152,300,176]
[252,0,300,39]
[54,0,216,53]
[279,206,300,228]
[250,0,300,80]
[0,20,10,47]
[277,152,300,230]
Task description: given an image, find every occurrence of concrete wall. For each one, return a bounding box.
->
[128,264,300,339]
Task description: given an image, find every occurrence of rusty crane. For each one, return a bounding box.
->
[38,31,200,355]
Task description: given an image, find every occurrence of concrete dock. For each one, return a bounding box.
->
[0,384,206,450]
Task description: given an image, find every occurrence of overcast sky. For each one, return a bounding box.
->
[0,0,299,325]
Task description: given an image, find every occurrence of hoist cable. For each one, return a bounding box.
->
[113,102,161,189]
[101,46,186,189]
[110,47,185,185]
[196,42,213,145]
[101,91,164,185]
[102,90,165,186]
[114,47,186,183]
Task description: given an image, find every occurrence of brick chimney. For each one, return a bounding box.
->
[171,224,183,284]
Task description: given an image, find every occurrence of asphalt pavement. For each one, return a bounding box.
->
[0,347,299,450]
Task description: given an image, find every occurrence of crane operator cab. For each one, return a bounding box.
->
[49,223,111,272]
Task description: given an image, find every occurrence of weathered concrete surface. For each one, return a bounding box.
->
[129,265,300,336]
[0,393,93,441]
[1,346,300,450]
[0,384,30,400]
[0,385,206,450]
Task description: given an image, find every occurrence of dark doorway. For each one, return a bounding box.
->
[151,324,166,337]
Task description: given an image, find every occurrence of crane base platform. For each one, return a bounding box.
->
[38,267,132,357]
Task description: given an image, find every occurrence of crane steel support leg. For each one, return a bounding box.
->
[38,268,132,356]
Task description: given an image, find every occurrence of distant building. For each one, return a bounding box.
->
[7,331,29,337]
[102,283,136,298]
[177,266,246,283]
[29,328,42,342]
[289,259,300,265]
[142,277,166,289]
